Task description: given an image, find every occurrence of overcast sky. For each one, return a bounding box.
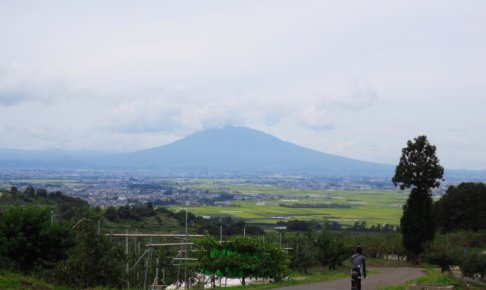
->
[1,1,485,170]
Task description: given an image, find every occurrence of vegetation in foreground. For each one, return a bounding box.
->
[1,171,486,289]
[0,270,69,290]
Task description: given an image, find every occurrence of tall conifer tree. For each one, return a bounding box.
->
[392,135,444,260]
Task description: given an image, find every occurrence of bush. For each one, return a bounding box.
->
[425,234,459,272]
[460,249,486,279]
[0,206,72,272]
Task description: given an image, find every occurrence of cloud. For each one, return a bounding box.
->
[0,63,81,106]
[309,78,379,111]
[300,106,336,132]
[99,75,379,137]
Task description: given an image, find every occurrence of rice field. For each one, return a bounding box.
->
[172,183,408,226]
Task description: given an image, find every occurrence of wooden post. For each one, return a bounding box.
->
[125,228,129,289]
[144,237,153,290]
[185,209,188,290]
[154,256,160,287]
[125,228,129,255]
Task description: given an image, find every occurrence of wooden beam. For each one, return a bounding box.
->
[146,243,195,247]
[105,233,204,238]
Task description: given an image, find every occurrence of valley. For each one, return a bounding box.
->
[0,168,410,228]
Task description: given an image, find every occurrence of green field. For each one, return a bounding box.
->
[172,183,408,226]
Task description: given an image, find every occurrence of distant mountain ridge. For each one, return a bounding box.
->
[0,126,484,178]
[105,126,393,176]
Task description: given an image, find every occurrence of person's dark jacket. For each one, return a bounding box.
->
[351,253,366,277]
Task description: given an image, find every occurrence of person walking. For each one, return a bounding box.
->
[351,245,366,290]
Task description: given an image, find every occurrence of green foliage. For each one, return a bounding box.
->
[197,218,264,237]
[278,220,322,232]
[460,248,486,279]
[0,270,69,290]
[195,235,289,286]
[425,231,486,278]
[424,233,459,272]
[392,135,444,191]
[55,220,125,288]
[285,232,316,274]
[435,182,486,233]
[0,187,90,222]
[344,232,406,261]
[393,135,443,260]
[259,242,290,282]
[313,225,350,271]
[104,203,157,222]
[47,191,90,221]
[401,188,435,259]
[0,206,72,272]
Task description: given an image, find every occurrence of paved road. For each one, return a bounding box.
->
[276,267,424,290]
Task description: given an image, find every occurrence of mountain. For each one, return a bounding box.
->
[103,126,393,176]
[0,149,108,169]
[1,126,484,179]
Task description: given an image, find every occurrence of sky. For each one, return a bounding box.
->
[0,0,485,170]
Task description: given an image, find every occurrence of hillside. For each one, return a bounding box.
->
[0,188,182,230]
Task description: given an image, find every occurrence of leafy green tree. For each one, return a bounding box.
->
[195,235,289,286]
[435,182,486,233]
[0,206,72,272]
[313,225,349,271]
[392,135,444,260]
[424,234,458,272]
[55,219,125,288]
[260,241,290,282]
[286,232,316,274]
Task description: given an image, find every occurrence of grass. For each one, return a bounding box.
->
[378,268,485,290]
[0,271,69,290]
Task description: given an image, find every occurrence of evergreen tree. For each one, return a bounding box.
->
[392,135,443,260]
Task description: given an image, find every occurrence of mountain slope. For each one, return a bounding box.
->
[109,126,393,176]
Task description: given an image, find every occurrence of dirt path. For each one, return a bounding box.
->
[275,267,424,290]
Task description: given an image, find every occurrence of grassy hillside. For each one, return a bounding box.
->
[0,271,69,290]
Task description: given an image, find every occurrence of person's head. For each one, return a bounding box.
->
[355,245,362,254]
